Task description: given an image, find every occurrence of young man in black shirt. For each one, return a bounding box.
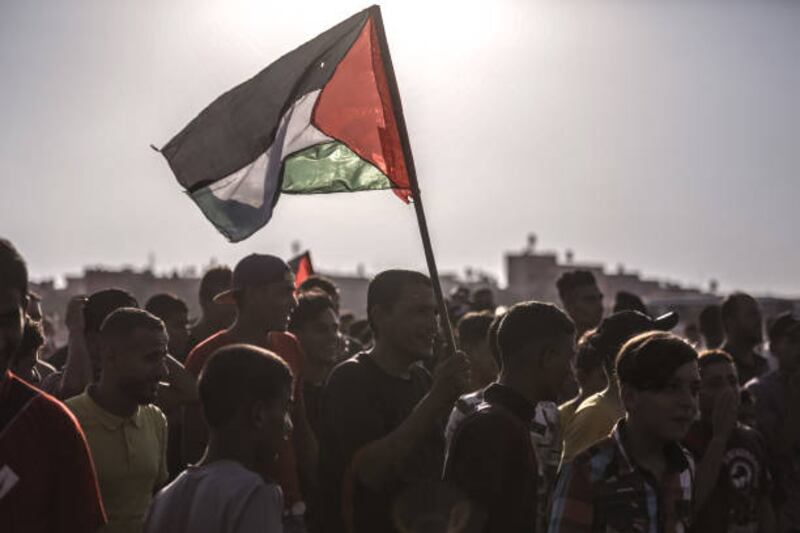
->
[319,270,470,533]
[444,302,575,532]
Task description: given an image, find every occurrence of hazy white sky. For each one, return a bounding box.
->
[1,0,798,296]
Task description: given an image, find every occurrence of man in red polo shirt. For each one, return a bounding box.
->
[0,238,106,532]
[183,253,315,531]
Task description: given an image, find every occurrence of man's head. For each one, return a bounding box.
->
[556,270,604,333]
[288,291,340,366]
[0,239,28,373]
[199,344,293,463]
[100,308,169,405]
[368,270,436,363]
[721,293,763,347]
[84,289,139,376]
[767,312,800,374]
[299,275,341,313]
[592,310,679,378]
[497,301,576,400]
[697,349,739,421]
[145,293,189,360]
[617,331,700,442]
[215,254,297,331]
[457,311,499,390]
[198,266,236,326]
[698,304,724,349]
[572,329,607,396]
[471,288,495,313]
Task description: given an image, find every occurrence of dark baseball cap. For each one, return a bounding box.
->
[592,310,679,364]
[214,254,293,304]
[768,312,800,343]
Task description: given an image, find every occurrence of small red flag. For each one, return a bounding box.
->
[288,251,314,289]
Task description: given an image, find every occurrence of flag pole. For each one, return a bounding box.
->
[370,5,458,357]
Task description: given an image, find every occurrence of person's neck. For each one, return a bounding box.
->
[724,339,756,362]
[498,369,548,406]
[304,359,332,386]
[228,313,272,343]
[90,380,138,418]
[623,416,668,478]
[198,430,260,473]
[370,342,413,379]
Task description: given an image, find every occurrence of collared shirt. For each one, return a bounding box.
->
[561,389,625,463]
[444,383,561,533]
[0,371,106,533]
[745,370,800,529]
[549,420,695,533]
[66,389,168,533]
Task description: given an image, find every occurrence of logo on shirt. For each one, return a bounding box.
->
[726,448,758,491]
[0,465,20,500]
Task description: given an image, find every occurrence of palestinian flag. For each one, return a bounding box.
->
[159,5,413,242]
[288,251,314,289]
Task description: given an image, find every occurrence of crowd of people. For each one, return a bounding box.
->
[1,236,799,533]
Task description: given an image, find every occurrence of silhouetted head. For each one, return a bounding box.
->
[198,266,235,327]
[721,292,763,347]
[612,291,648,316]
[697,349,738,421]
[100,307,168,405]
[0,239,28,373]
[617,331,699,443]
[698,304,724,349]
[368,270,435,364]
[556,270,603,334]
[146,293,190,360]
[199,344,293,463]
[299,275,340,313]
[84,288,139,377]
[289,291,340,366]
[497,301,575,400]
[457,311,498,390]
[767,312,800,374]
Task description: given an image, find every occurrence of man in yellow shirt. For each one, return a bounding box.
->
[561,310,678,462]
[68,308,170,533]
[558,329,606,432]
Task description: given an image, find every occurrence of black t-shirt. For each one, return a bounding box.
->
[304,381,324,440]
[318,352,442,533]
[684,421,771,532]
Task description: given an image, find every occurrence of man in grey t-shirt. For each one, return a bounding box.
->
[145,344,294,533]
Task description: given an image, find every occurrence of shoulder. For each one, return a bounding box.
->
[26,386,88,442]
[185,331,230,374]
[267,331,303,373]
[454,405,526,449]
[64,391,91,416]
[567,436,617,482]
[141,403,168,429]
[326,353,371,384]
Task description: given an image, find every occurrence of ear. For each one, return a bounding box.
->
[619,383,636,413]
[249,399,268,429]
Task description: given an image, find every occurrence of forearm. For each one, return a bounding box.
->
[355,388,452,490]
[694,436,728,512]
[59,334,92,399]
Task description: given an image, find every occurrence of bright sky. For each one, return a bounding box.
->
[2,0,798,296]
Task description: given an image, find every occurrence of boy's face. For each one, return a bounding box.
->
[625,361,700,442]
[699,361,739,420]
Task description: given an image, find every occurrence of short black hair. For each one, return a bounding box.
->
[497,301,575,366]
[100,307,164,346]
[288,291,335,333]
[616,331,697,390]
[697,349,735,370]
[85,289,139,334]
[0,239,28,297]
[699,304,722,331]
[367,270,432,336]
[199,266,232,306]
[199,344,293,429]
[457,311,494,347]
[720,292,755,324]
[556,270,597,300]
[299,275,339,300]
[145,293,188,322]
